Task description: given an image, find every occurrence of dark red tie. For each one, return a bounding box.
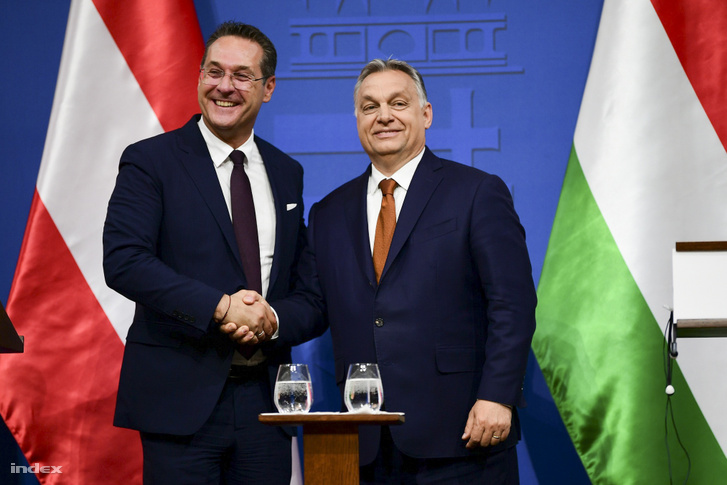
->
[229,150,262,293]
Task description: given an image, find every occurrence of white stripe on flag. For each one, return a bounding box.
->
[38,0,163,341]
[575,0,727,452]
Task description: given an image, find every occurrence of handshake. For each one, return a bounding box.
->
[215,290,277,346]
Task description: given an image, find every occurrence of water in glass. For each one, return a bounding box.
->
[274,364,313,413]
[344,363,384,413]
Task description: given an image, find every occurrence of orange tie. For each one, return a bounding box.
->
[373,178,398,283]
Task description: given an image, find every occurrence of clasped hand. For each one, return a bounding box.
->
[217,290,277,345]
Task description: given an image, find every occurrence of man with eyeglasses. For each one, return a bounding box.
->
[103,21,306,484]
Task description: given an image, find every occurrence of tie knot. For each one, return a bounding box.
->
[230,150,246,166]
[379,178,397,196]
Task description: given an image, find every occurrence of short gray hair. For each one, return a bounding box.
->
[353,59,428,112]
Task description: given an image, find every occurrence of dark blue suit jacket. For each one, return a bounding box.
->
[274,148,537,464]
[103,115,306,435]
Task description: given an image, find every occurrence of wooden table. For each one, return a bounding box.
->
[259,412,404,484]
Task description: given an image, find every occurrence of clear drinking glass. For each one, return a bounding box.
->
[344,363,384,413]
[274,363,313,413]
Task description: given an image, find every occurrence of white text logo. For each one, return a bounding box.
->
[10,463,63,474]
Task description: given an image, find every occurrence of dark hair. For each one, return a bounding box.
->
[201,21,277,78]
[353,58,428,111]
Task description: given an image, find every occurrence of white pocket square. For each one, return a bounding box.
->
[286,203,297,211]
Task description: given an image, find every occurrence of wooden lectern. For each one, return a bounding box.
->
[260,412,404,484]
[673,241,727,337]
[0,300,24,353]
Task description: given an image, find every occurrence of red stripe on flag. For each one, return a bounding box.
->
[92,0,204,132]
[651,0,727,149]
[0,192,142,484]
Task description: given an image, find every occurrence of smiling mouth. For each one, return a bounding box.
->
[214,100,237,107]
[374,130,399,138]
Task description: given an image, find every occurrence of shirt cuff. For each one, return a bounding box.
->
[270,306,280,339]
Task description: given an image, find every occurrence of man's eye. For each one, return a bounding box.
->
[392,101,408,109]
[362,105,377,114]
[207,69,224,78]
[233,73,253,82]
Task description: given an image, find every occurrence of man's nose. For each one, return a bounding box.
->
[377,105,393,122]
[217,73,236,92]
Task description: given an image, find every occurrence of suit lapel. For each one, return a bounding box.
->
[256,137,286,296]
[344,168,377,285]
[175,117,244,271]
[381,148,443,281]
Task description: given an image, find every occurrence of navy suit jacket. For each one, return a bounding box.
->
[274,148,537,464]
[103,115,306,435]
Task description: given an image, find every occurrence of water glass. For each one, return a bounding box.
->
[344,363,384,413]
[274,363,313,413]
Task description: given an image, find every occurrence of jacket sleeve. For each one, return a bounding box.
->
[470,174,537,407]
[102,142,223,337]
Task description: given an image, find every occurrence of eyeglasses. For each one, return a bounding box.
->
[200,68,267,91]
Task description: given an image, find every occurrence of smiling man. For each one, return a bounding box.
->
[354,65,432,175]
[273,58,537,483]
[103,22,307,484]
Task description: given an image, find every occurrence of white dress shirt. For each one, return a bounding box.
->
[198,118,276,364]
[366,148,425,255]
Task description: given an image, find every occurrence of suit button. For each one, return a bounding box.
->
[374,318,384,327]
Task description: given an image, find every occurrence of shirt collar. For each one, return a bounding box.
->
[197,117,256,168]
[368,147,425,195]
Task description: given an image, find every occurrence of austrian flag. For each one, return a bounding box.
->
[0,0,203,483]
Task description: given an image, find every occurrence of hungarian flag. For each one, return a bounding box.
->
[533,0,727,483]
[0,0,203,482]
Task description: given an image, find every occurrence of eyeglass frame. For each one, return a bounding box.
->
[199,68,269,91]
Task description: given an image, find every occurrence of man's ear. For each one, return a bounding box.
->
[423,102,433,129]
[263,76,276,103]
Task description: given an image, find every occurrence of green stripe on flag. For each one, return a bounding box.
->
[533,145,727,484]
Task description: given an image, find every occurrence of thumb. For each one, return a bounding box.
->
[241,291,261,305]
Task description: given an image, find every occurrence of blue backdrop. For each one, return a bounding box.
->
[0,1,603,483]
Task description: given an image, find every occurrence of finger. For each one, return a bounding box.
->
[464,424,486,449]
[251,302,275,333]
[467,436,484,449]
[239,290,261,305]
[469,422,491,449]
[255,300,275,334]
[246,302,269,335]
[489,426,510,445]
[236,333,255,345]
[269,316,278,335]
[232,329,255,344]
[219,322,238,334]
[462,415,474,441]
[478,428,497,448]
[231,325,251,340]
[262,315,275,336]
